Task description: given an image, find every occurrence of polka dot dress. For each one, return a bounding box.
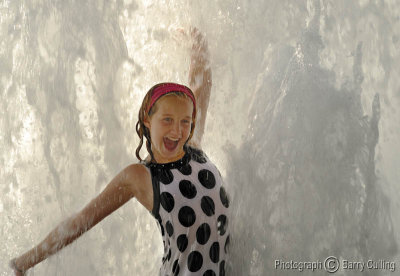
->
[143,146,230,276]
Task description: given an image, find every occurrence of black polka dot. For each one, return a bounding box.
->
[209,242,219,263]
[217,215,228,235]
[198,169,216,189]
[178,206,196,227]
[220,186,229,208]
[172,259,180,276]
[177,234,188,252]
[196,223,211,245]
[167,248,172,261]
[160,224,165,236]
[166,221,174,237]
[203,270,216,276]
[178,163,192,175]
[219,260,225,276]
[179,180,197,199]
[160,192,175,212]
[188,251,203,272]
[201,196,215,216]
[224,235,230,254]
[160,169,174,184]
[162,256,166,264]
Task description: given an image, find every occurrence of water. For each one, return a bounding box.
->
[1,0,400,275]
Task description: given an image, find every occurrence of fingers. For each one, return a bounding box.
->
[190,27,206,48]
[190,27,200,37]
[170,27,189,45]
[191,35,208,57]
[171,27,207,49]
[9,259,25,276]
[176,27,186,35]
[12,268,24,276]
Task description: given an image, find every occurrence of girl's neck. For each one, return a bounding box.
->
[146,147,187,164]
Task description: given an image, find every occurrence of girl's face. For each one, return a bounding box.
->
[144,95,193,163]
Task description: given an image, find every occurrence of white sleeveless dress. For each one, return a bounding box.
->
[142,146,230,276]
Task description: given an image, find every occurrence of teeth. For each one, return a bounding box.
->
[166,137,179,141]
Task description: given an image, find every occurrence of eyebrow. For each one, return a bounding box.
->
[162,114,192,119]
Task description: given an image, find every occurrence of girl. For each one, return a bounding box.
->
[10,28,230,276]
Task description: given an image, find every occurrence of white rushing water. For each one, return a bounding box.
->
[1,0,400,275]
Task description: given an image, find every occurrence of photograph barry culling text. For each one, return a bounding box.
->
[275,258,396,272]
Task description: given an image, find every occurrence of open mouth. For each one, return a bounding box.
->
[163,137,179,151]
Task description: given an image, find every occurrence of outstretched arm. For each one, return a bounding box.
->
[188,28,212,149]
[10,164,141,274]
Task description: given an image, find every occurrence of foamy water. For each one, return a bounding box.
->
[1,0,400,275]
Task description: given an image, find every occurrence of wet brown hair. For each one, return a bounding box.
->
[135,83,197,163]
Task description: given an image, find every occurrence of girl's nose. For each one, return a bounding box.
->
[170,122,181,136]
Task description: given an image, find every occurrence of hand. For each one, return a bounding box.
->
[12,268,25,276]
[170,27,191,49]
[9,258,26,276]
[189,27,209,60]
[171,27,209,63]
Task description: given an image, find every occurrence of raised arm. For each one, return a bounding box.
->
[188,28,212,149]
[10,164,143,274]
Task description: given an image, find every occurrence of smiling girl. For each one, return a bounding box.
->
[10,28,230,276]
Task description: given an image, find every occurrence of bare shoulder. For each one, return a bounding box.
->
[124,163,150,178]
[124,163,153,212]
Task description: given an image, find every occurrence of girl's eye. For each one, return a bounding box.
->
[164,118,172,122]
[183,120,190,124]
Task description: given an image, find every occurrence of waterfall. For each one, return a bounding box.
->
[2,0,399,275]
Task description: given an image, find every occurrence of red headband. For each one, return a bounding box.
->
[147,83,196,117]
